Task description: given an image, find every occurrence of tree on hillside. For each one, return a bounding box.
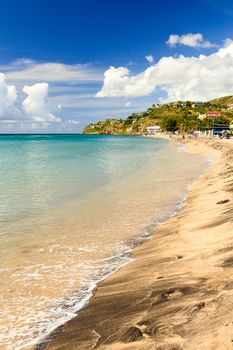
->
[179,116,200,132]
[160,116,179,132]
[200,116,230,130]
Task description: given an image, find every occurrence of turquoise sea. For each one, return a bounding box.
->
[0,134,168,232]
[0,134,208,349]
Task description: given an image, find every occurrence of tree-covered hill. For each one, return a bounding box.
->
[210,96,233,107]
[83,97,233,134]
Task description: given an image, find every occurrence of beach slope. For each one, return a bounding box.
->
[40,140,233,350]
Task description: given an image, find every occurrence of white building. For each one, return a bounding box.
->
[146,126,161,134]
[198,113,206,121]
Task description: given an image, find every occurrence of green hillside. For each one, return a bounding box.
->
[83,97,233,135]
[210,95,233,107]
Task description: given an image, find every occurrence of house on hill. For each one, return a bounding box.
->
[205,111,222,117]
[227,103,233,110]
[169,101,187,108]
[198,111,221,120]
[192,101,204,108]
[198,114,206,121]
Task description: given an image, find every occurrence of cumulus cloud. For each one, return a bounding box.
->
[166,33,216,49]
[22,83,61,123]
[0,73,18,118]
[94,68,152,98]
[96,40,233,101]
[0,73,62,125]
[145,55,154,64]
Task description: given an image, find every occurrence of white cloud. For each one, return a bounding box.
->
[66,119,80,124]
[0,73,63,125]
[96,66,136,98]
[51,93,137,109]
[2,60,103,83]
[0,60,104,128]
[22,83,61,123]
[0,119,18,124]
[166,33,216,49]
[0,73,18,118]
[96,40,233,101]
[145,55,154,64]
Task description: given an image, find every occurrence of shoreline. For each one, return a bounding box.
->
[5,136,204,350]
[24,137,196,349]
[36,137,233,350]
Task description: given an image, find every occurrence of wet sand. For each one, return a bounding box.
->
[37,138,233,350]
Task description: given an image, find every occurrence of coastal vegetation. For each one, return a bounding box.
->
[83,96,233,134]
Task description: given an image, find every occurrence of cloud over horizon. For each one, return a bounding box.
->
[0,73,18,118]
[22,83,61,123]
[1,37,233,131]
[0,73,61,128]
[0,59,104,131]
[96,39,233,101]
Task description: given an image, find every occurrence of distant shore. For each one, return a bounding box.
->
[37,137,233,350]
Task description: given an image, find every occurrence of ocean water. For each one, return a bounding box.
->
[0,134,208,349]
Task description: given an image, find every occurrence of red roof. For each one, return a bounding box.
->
[206,111,221,115]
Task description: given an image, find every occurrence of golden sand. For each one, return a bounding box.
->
[38,138,233,350]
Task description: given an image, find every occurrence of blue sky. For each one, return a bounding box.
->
[1,0,233,132]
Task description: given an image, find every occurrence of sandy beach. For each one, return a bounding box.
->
[37,137,233,350]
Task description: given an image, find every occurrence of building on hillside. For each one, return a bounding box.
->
[146,125,161,135]
[205,111,222,118]
[168,101,205,108]
[227,103,233,110]
[198,111,221,120]
[168,102,185,107]
[169,102,179,107]
[192,102,204,108]
[197,114,206,121]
